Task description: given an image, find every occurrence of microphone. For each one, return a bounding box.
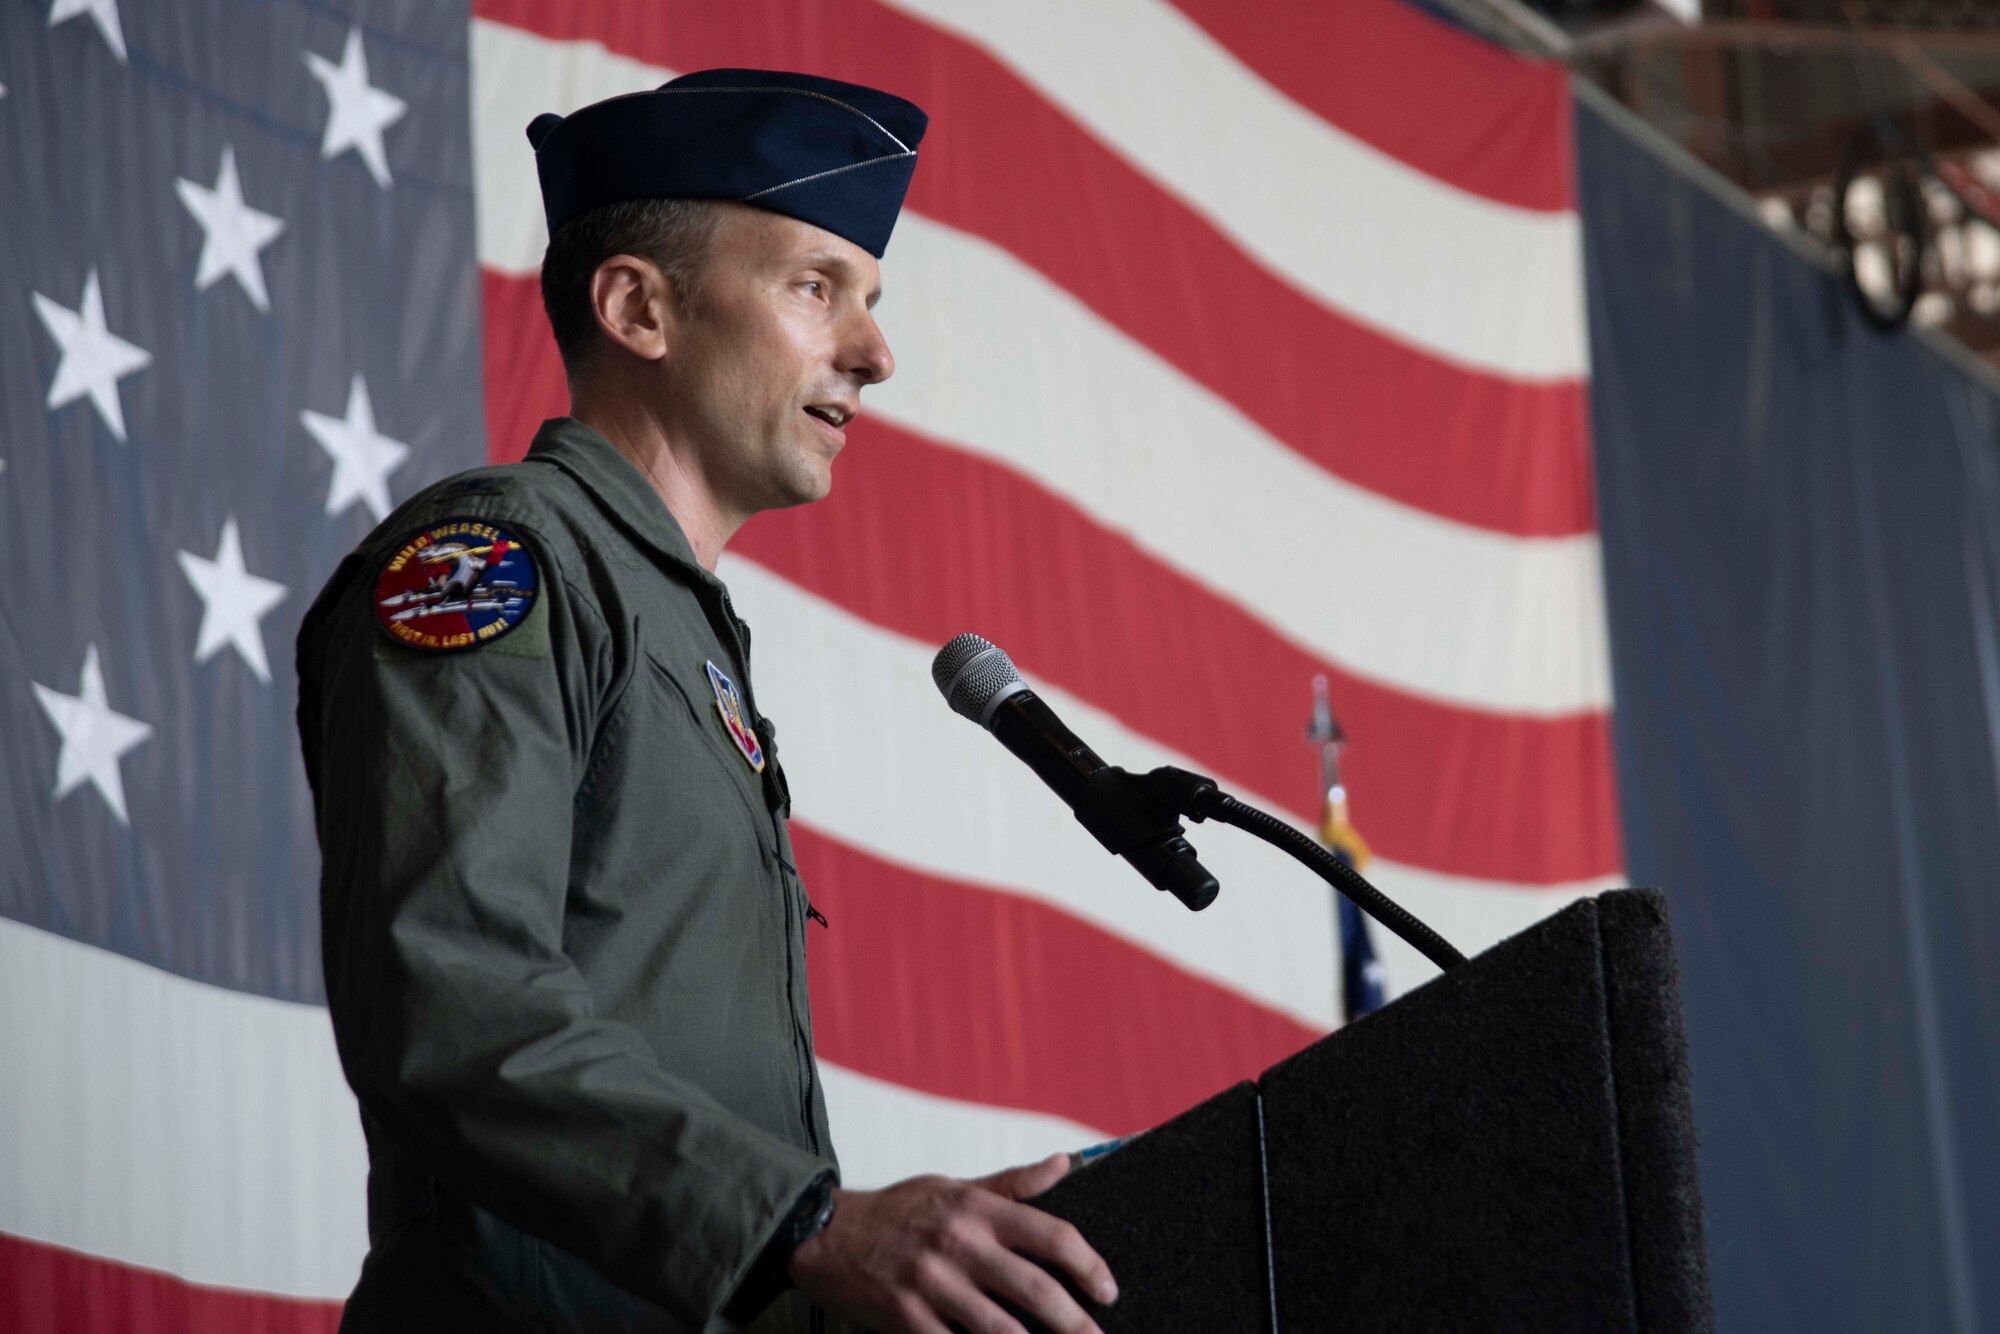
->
[932,633,1219,911]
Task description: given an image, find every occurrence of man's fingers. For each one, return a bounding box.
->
[976,1152,1071,1201]
[989,1200,1119,1306]
[790,1175,1114,1334]
[921,1259,1034,1334]
[966,1243,1106,1334]
[887,1292,954,1334]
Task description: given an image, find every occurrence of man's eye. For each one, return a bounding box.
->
[800,281,824,297]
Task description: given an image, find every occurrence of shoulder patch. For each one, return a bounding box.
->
[373,518,541,653]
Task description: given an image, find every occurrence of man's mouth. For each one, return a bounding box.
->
[803,404,854,430]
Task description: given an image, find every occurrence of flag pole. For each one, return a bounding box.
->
[1306,676,1386,1023]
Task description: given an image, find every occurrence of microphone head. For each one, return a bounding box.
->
[932,633,1029,726]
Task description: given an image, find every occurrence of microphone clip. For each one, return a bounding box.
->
[1070,766,1224,912]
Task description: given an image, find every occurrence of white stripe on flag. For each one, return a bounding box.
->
[0,915,367,1300]
[823,1065,1104,1189]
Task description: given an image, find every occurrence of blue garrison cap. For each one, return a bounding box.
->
[527,69,928,258]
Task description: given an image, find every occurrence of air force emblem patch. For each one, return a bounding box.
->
[373,519,540,652]
[705,659,765,772]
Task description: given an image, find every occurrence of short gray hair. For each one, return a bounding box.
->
[537,197,724,375]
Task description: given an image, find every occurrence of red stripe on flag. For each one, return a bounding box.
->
[471,1,1594,538]
[0,1233,341,1334]
[480,272,1621,885]
[1161,0,1574,213]
[798,824,1320,1134]
[483,270,568,468]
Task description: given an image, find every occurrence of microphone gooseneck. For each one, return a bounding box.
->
[1201,790,1465,972]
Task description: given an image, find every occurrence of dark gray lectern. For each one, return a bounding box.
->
[1023,889,1713,1332]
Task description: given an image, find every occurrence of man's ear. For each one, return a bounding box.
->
[589,254,676,363]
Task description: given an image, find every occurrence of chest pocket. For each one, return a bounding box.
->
[641,650,777,854]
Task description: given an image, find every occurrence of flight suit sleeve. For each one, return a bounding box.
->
[298,524,828,1329]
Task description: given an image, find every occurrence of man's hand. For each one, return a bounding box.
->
[787,1154,1117,1334]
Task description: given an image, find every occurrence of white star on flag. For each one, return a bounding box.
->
[304,26,407,189]
[175,146,286,313]
[177,517,289,682]
[32,645,153,825]
[301,374,409,521]
[47,0,126,63]
[33,267,152,442]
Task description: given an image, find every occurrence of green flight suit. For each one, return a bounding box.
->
[297,417,839,1333]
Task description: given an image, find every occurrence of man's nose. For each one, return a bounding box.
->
[845,314,895,386]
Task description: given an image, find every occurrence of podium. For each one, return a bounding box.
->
[1024,889,1713,1332]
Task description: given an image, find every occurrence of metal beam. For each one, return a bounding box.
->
[1578,19,2000,57]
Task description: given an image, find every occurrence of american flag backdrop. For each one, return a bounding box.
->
[0,0,1618,1326]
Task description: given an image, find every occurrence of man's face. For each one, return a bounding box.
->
[655,204,894,518]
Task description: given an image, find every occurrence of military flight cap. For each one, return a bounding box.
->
[527,69,928,258]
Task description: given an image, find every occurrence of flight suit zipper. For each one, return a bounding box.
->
[775,850,819,1156]
[717,588,822,1158]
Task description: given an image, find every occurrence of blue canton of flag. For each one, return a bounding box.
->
[0,0,485,1014]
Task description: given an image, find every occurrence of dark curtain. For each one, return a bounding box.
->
[1579,94,2000,1332]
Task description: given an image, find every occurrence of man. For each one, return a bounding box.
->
[297,70,1118,1334]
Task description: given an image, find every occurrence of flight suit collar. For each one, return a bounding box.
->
[524,416,721,587]
[525,417,786,813]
